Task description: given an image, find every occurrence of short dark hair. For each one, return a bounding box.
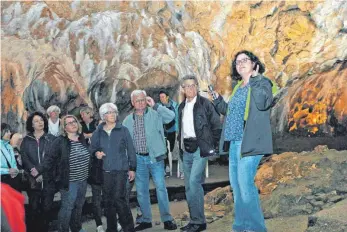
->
[1,123,11,139]
[159,90,168,96]
[231,50,265,81]
[180,75,199,87]
[26,112,49,133]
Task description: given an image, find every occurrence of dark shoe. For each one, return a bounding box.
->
[135,222,152,231]
[164,220,177,230]
[180,223,206,232]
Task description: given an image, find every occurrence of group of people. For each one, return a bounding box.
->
[1,50,277,232]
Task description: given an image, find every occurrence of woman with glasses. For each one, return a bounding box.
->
[20,112,56,232]
[37,115,90,232]
[1,123,20,191]
[90,103,136,232]
[210,50,277,232]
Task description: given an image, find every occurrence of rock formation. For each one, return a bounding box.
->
[1,1,346,137]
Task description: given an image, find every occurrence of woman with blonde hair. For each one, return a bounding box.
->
[37,115,90,232]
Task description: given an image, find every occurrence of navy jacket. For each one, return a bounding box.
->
[90,122,136,172]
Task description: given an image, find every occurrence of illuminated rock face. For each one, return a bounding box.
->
[1,1,346,134]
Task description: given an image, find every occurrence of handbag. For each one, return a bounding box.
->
[183,138,199,153]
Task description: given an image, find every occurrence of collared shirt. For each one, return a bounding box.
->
[182,95,197,138]
[133,114,148,153]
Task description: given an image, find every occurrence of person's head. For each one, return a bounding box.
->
[1,123,12,141]
[181,75,199,99]
[10,133,23,148]
[80,106,94,122]
[26,112,48,133]
[60,115,82,136]
[131,90,147,112]
[99,103,119,124]
[159,90,169,104]
[46,105,61,121]
[231,50,265,81]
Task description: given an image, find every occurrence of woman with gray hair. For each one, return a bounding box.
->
[46,105,61,136]
[90,103,136,232]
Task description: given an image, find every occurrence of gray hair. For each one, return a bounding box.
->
[180,75,199,87]
[46,105,61,115]
[130,89,147,101]
[80,106,93,115]
[99,103,119,121]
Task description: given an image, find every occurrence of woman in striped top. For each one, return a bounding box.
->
[38,115,90,232]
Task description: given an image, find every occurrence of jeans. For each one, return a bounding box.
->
[58,180,87,232]
[26,183,55,232]
[103,171,134,232]
[91,184,103,227]
[229,141,267,232]
[182,149,207,224]
[135,155,173,223]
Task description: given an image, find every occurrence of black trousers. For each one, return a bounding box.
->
[91,184,103,227]
[26,183,55,232]
[103,171,135,232]
[1,174,21,192]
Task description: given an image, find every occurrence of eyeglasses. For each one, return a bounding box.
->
[105,111,116,115]
[134,98,146,103]
[235,58,251,66]
[65,120,77,126]
[182,84,197,89]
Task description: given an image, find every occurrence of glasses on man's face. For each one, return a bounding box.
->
[134,98,146,104]
[65,120,77,126]
[182,84,197,89]
[105,111,116,115]
[235,58,251,66]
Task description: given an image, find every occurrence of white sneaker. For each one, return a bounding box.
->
[117,222,122,231]
[96,225,105,232]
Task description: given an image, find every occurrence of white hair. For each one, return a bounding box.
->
[130,89,147,101]
[46,105,61,115]
[99,103,119,121]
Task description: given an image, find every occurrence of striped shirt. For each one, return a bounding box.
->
[133,114,148,153]
[69,140,90,182]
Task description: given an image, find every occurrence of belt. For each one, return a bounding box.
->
[137,153,149,156]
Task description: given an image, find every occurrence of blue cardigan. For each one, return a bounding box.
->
[0,140,17,175]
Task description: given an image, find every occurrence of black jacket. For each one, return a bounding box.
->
[90,122,136,172]
[178,94,222,157]
[20,133,56,189]
[37,134,90,190]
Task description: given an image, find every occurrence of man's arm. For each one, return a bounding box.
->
[125,127,136,172]
[207,101,222,146]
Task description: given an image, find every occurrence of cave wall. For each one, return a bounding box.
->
[1,1,346,134]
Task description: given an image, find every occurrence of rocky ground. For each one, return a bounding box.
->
[82,145,347,232]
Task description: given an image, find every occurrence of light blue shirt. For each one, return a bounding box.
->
[1,140,18,175]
